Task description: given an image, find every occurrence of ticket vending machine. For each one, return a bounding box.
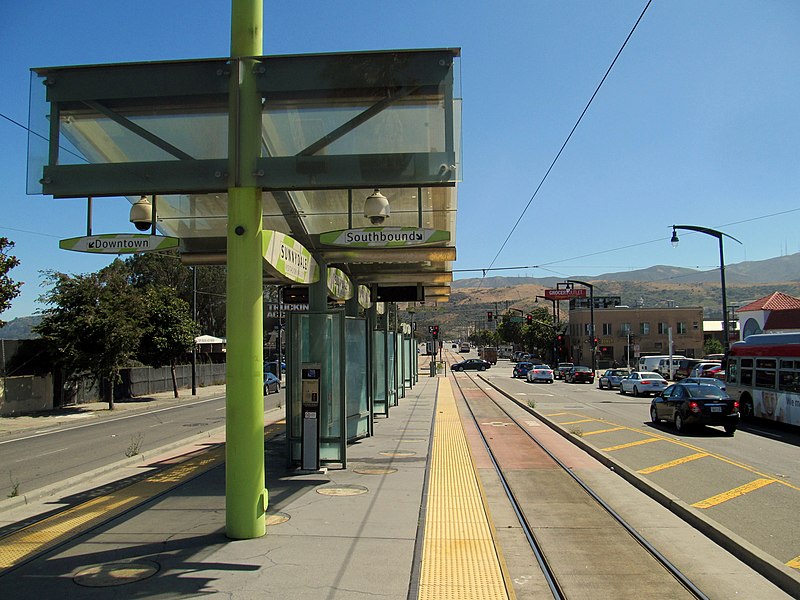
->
[301,363,321,470]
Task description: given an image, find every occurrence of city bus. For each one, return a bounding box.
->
[726,333,800,426]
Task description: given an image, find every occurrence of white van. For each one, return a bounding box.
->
[656,357,683,379]
[638,355,685,374]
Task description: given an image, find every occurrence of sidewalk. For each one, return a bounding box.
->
[0,376,439,599]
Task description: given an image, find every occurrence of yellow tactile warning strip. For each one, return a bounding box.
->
[418,378,512,600]
[0,420,284,572]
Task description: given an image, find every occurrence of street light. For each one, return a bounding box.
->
[670,225,742,353]
[566,279,595,372]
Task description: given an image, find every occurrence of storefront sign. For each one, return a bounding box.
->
[544,288,587,300]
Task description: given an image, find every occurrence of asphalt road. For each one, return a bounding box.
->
[480,360,800,572]
[0,389,283,500]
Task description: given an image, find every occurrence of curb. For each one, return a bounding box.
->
[477,373,800,599]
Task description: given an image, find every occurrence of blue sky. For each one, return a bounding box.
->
[1,1,799,319]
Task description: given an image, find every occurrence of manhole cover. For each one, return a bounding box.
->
[353,467,397,475]
[379,451,416,457]
[266,511,291,525]
[316,484,369,496]
[74,561,160,587]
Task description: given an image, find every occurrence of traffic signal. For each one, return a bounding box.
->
[432,325,439,338]
[487,311,493,321]
[526,314,533,325]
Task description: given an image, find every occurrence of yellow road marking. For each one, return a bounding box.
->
[560,419,596,425]
[692,478,777,509]
[602,437,662,452]
[582,426,626,436]
[638,452,709,474]
[537,411,800,493]
[787,556,800,570]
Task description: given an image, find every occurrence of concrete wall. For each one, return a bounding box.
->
[0,374,53,416]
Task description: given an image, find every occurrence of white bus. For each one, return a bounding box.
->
[726,333,800,426]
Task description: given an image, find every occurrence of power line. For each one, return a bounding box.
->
[0,112,89,164]
[484,0,654,276]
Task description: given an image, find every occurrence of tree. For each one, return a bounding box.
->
[522,306,557,358]
[0,238,22,327]
[114,252,227,337]
[34,269,142,410]
[496,316,523,347]
[468,329,496,348]
[137,287,199,398]
[703,337,724,356]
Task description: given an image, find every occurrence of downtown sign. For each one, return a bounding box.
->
[59,234,179,254]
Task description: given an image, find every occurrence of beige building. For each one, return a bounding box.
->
[568,305,705,369]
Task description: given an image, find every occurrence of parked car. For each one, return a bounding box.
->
[619,371,668,396]
[674,358,704,381]
[680,376,726,391]
[527,364,554,384]
[688,362,722,378]
[554,362,574,380]
[650,382,739,435]
[598,368,629,390]
[451,358,491,372]
[513,361,533,378]
[565,365,594,384]
[264,372,281,395]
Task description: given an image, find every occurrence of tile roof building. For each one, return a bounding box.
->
[736,292,800,338]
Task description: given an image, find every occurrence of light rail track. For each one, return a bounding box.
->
[449,362,709,600]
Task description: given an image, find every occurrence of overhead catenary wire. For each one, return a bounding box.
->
[483,0,654,281]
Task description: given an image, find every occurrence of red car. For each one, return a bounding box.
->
[565,366,594,384]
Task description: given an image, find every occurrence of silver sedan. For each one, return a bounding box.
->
[527,365,554,383]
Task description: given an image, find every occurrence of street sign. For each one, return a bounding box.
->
[59,234,179,254]
[319,227,450,247]
[544,288,587,300]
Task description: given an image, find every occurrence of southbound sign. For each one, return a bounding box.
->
[319,227,450,247]
[59,234,179,254]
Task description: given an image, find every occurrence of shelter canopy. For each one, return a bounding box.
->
[29,49,461,302]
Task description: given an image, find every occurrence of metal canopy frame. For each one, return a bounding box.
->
[29,49,460,301]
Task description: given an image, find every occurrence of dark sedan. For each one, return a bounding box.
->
[565,366,594,384]
[650,382,739,435]
[451,358,491,372]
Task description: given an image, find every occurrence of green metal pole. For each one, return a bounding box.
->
[226,0,266,540]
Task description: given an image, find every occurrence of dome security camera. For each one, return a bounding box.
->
[130,196,153,232]
[363,189,390,225]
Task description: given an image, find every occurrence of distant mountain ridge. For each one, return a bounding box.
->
[452,252,800,288]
